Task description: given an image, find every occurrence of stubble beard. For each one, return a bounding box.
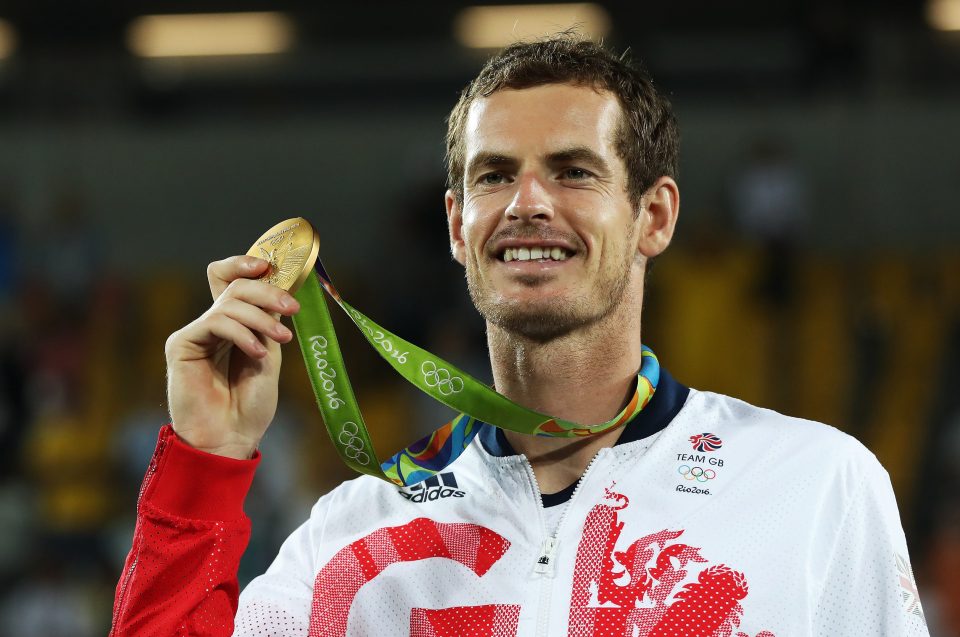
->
[465,251,634,344]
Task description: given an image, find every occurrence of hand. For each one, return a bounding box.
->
[165,256,300,459]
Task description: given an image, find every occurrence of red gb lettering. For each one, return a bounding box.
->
[308,503,778,637]
[308,518,516,637]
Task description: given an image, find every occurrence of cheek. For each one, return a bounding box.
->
[459,215,479,251]
[570,202,633,258]
[459,207,490,254]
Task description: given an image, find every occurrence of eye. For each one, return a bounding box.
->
[480,172,506,185]
[562,167,590,180]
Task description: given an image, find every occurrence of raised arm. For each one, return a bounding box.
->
[110,256,300,636]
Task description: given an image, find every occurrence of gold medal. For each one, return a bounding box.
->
[246,217,320,294]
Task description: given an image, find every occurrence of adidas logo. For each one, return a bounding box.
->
[399,472,466,503]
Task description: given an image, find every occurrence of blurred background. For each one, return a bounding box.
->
[0,0,958,634]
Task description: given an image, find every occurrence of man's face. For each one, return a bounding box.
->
[447,83,644,342]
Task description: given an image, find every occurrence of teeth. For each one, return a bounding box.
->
[501,247,571,262]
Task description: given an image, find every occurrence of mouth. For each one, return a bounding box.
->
[499,245,574,262]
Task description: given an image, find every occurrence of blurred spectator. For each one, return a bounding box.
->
[0,554,100,637]
[729,137,810,308]
[32,188,101,317]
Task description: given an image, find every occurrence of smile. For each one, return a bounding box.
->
[501,246,572,262]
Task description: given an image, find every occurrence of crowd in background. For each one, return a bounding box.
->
[0,140,958,636]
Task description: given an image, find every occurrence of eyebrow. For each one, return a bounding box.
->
[465,152,516,180]
[546,146,611,175]
[464,146,612,180]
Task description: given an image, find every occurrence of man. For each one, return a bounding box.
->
[111,37,928,636]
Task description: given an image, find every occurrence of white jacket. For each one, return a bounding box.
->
[234,371,929,636]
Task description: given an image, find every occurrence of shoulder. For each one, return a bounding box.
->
[310,473,403,519]
[291,474,408,555]
[680,388,886,488]
[685,388,872,455]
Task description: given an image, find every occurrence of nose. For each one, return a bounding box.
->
[505,173,554,223]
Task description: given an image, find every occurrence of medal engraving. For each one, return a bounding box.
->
[246,217,320,294]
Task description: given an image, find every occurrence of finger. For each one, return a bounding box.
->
[216,298,293,345]
[175,313,268,360]
[218,278,300,317]
[207,256,270,301]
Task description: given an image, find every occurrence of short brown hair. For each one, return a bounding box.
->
[445,35,679,209]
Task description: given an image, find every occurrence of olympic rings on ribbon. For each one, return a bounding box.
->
[338,421,370,465]
[420,361,464,396]
[677,465,716,482]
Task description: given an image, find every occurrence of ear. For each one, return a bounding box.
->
[445,189,466,266]
[636,176,680,258]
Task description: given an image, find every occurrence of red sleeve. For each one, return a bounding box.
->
[110,425,261,637]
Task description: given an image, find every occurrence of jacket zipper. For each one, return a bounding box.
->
[111,435,166,633]
[522,450,606,637]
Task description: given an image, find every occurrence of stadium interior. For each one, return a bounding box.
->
[0,0,958,634]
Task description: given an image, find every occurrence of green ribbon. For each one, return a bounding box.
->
[291,261,660,486]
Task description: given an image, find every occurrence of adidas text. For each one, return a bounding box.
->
[399,472,466,503]
[400,488,466,503]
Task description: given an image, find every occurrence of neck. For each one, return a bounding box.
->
[489,285,644,493]
[488,317,641,426]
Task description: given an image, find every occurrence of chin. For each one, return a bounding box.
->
[477,297,594,343]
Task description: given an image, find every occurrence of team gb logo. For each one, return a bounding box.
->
[689,432,723,452]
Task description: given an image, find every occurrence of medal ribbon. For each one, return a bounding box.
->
[291,259,660,486]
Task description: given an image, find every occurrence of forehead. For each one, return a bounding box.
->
[464,83,623,159]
